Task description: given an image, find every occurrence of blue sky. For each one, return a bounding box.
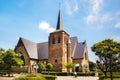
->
[0,0,120,62]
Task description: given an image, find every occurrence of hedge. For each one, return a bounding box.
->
[13,77,46,80]
[41,72,96,76]
[77,72,95,76]
[42,75,57,80]
[13,74,46,80]
[13,74,57,80]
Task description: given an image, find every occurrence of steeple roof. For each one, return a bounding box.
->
[56,10,63,30]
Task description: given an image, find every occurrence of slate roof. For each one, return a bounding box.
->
[70,37,78,55]
[70,37,86,59]
[20,37,38,59]
[18,37,86,60]
[37,42,48,60]
[73,42,86,59]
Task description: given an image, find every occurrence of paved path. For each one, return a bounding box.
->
[0,77,13,80]
[58,76,99,80]
[0,76,99,80]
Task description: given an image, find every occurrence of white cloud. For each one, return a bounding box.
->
[115,22,120,28]
[90,0,103,14]
[73,0,79,12]
[111,36,120,41]
[65,0,79,15]
[86,0,103,24]
[66,1,72,15]
[38,21,55,33]
[86,14,97,24]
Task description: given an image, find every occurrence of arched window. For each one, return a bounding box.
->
[58,37,61,43]
[52,37,55,44]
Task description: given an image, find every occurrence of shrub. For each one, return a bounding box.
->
[42,72,96,76]
[0,71,7,76]
[76,72,95,76]
[13,77,46,80]
[55,72,68,76]
[43,75,57,79]
[13,74,46,80]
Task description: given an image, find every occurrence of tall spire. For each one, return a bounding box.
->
[56,9,63,30]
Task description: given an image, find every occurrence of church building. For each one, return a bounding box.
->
[15,10,89,73]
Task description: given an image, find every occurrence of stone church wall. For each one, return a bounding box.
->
[15,40,31,73]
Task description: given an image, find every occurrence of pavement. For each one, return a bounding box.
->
[0,77,14,80]
[0,73,99,80]
[0,76,99,80]
[57,76,99,80]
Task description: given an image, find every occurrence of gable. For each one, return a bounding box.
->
[83,45,89,60]
[20,37,38,59]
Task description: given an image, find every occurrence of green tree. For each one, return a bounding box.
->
[64,62,74,75]
[65,62,74,69]
[0,48,5,64]
[46,63,53,74]
[3,49,24,69]
[2,49,24,76]
[38,61,45,73]
[91,39,120,76]
[89,61,96,71]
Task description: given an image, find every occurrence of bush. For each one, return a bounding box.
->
[13,74,46,80]
[0,71,7,76]
[42,72,68,76]
[43,75,57,79]
[76,72,95,76]
[13,77,46,80]
[42,72,96,76]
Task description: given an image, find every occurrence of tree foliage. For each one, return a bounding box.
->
[65,62,74,69]
[0,48,24,70]
[46,63,53,71]
[89,61,96,71]
[4,49,23,69]
[91,39,120,76]
[0,48,24,76]
[38,61,45,72]
[46,63,53,74]
[0,48,5,64]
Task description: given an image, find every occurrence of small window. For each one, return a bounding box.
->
[58,37,61,43]
[55,59,57,63]
[52,37,55,44]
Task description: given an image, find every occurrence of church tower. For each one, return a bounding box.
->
[48,10,70,72]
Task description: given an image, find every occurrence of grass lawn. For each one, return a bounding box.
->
[99,72,120,80]
[102,78,120,80]
[13,73,57,80]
